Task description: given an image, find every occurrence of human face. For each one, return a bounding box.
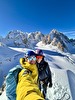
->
[36,56,43,63]
[27,56,36,64]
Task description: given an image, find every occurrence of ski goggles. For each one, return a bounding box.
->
[27,56,36,61]
[36,56,43,59]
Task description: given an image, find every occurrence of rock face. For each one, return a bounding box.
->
[0,30,44,48]
[42,29,71,51]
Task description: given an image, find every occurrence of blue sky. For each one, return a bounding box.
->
[0,0,75,38]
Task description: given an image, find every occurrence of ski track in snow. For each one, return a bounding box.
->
[63,54,75,66]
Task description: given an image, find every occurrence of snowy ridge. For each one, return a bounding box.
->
[0,30,44,48]
[0,29,75,52]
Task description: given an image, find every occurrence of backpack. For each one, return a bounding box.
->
[6,65,22,100]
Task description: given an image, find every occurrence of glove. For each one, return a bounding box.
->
[48,82,52,87]
[20,58,25,65]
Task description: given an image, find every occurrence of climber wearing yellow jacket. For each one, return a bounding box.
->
[16,51,44,100]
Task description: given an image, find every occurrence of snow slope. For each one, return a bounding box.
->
[0,46,24,87]
[0,46,75,100]
[47,68,72,100]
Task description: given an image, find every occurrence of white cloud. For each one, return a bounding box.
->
[63,31,75,39]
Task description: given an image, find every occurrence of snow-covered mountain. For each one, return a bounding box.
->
[40,29,75,52]
[0,30,44,48]
[0,29,75,52]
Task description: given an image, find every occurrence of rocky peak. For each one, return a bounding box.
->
[6,30,24,39]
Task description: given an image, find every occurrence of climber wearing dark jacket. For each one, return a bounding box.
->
[35,49,52,98]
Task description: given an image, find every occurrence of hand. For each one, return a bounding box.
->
[20,58,25,65]
[48,82,52,87]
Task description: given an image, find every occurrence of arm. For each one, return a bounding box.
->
[16,58,44,100]
[16,69,44,100]
[46,63,52,87]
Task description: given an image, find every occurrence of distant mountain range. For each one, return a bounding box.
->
[0,29,75,52]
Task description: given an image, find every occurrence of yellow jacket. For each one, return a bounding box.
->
[16,58,44,100]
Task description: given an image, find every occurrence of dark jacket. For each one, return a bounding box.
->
[36,59,52,85]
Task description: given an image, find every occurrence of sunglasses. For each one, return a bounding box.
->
[36,56,43,59]
[27,56,36,61]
